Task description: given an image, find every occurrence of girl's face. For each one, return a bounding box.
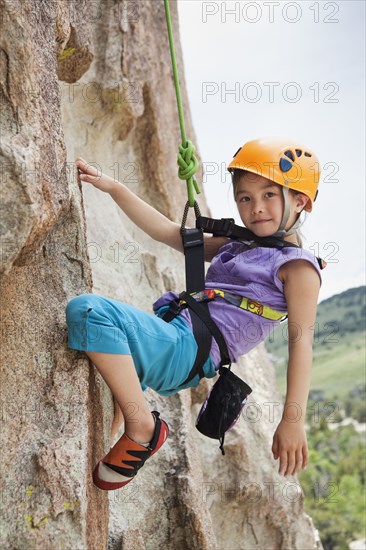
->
[234,172,308,239]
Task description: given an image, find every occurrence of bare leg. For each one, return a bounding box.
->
[110,396,124,444]
[85,351,155,444]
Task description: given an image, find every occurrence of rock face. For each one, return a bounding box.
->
[0,1,322,549]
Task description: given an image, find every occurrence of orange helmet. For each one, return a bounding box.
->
[227,137,320,212]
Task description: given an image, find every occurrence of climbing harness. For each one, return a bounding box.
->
[162,1,326,454]
[161,211,327,390]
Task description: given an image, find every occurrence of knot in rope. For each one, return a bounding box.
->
[177,140,198,180]
[177,140,200,206]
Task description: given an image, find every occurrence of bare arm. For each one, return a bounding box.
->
[272,260,321,476]
[109,180,184,251]
[75,157,228,260]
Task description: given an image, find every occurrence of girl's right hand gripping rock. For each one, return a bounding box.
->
[75,157,117,194]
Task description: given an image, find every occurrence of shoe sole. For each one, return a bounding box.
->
[92,414,169,491]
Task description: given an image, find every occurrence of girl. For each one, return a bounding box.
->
[66,136,323,491]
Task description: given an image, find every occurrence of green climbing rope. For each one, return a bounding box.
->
[164,0,201,207]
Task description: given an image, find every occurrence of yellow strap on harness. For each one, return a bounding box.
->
[235,294,286,321]
[179,289,287,322]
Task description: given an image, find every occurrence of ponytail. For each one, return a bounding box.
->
[294,229,304,248]
[290,191,307,248]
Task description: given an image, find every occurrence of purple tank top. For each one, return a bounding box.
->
[153,241,322,369]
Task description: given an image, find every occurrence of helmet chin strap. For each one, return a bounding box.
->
[270,186,303,239]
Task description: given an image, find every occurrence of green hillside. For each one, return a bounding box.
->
[265,286,366,400]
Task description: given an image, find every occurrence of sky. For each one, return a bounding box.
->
[177,0,365,302]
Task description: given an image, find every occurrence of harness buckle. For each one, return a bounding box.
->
[213,218,235,237]
[162,298,182,322]
[182,227,204,249]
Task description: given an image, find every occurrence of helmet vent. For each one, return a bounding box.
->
[295,149,302,157]
[304,152,312,157]
[284,150,295,162]
[279,157,293,173]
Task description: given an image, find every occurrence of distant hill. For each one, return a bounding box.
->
[265,286,366,400]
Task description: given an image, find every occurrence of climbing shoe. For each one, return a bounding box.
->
[92,410,169,491]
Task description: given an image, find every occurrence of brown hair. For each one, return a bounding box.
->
[231,169,304,248]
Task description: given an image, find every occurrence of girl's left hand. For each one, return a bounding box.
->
[272,419,308,476]
[75,157,117,194]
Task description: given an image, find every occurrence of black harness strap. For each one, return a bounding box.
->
[163,222,218,387]
[197,216,300,249]
[181,227,205,293]
[162,205,230,387]
[180,305,212,385]
[197,215,327,270]
[180,291,231,366]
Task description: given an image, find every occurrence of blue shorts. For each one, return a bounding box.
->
[65,293,217,396]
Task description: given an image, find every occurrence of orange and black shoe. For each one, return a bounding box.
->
[92,410,169,491]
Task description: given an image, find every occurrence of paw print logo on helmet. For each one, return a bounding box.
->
[279,148,312,172]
